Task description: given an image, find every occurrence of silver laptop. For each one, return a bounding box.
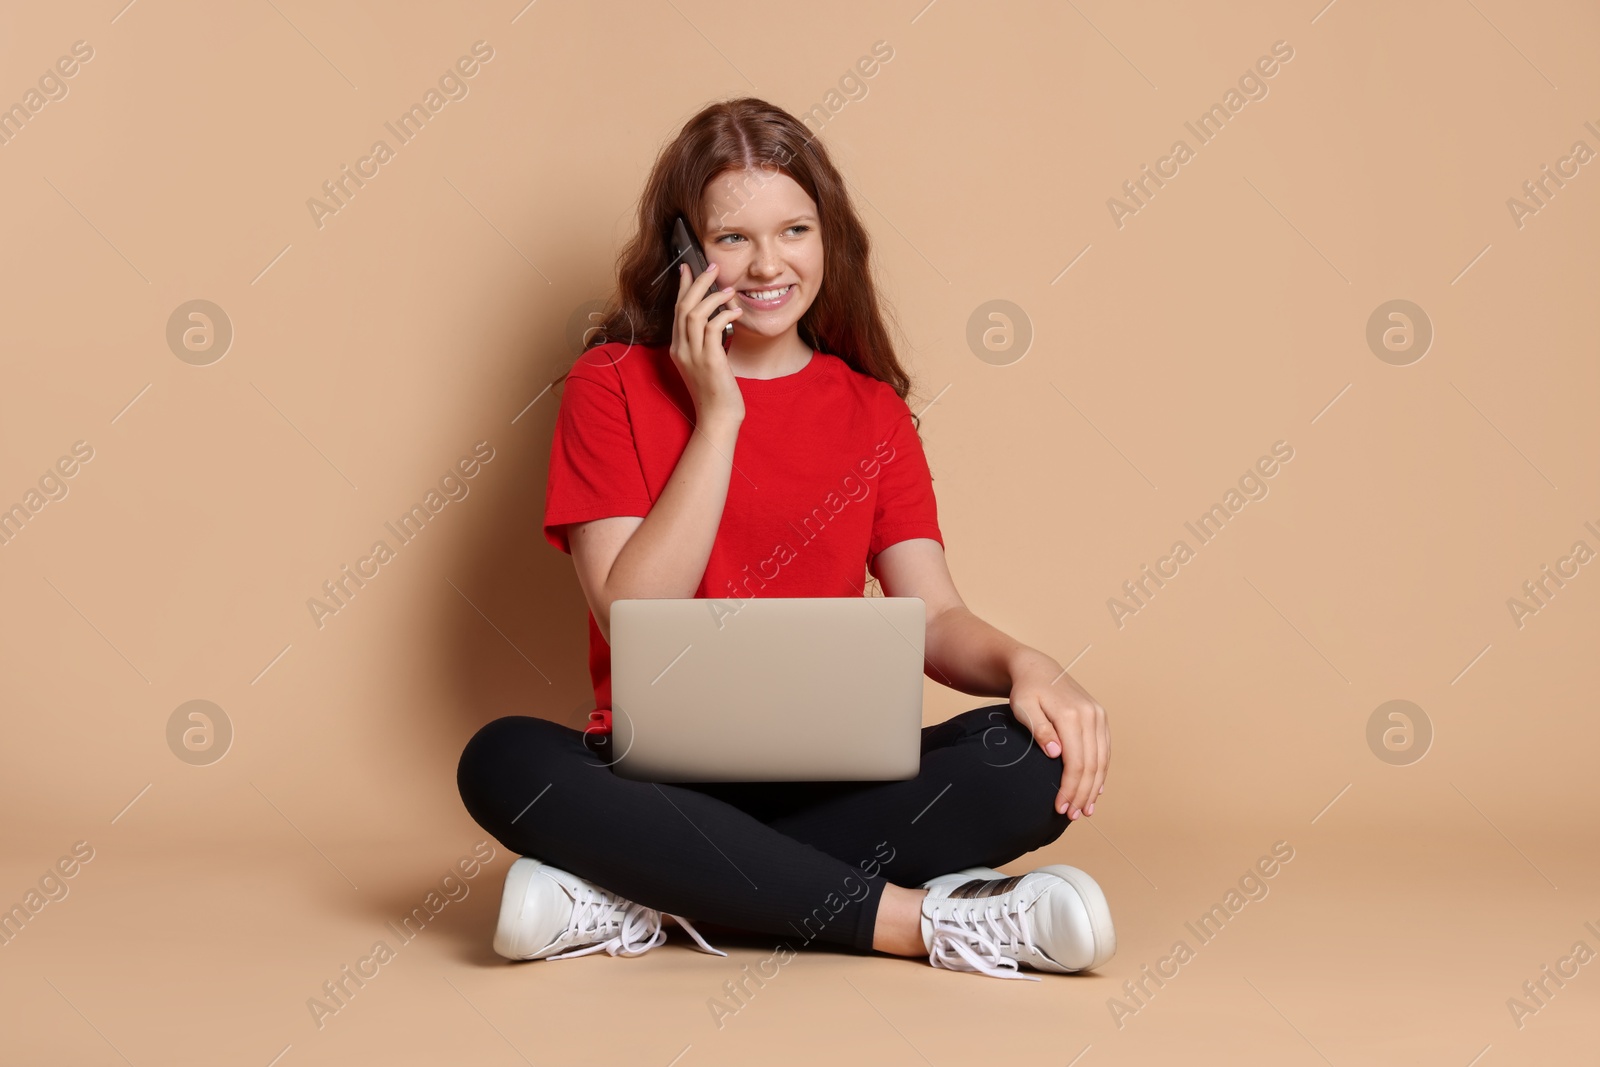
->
[608,597,925,782]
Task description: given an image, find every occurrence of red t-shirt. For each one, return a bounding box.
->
[543,340,943,729]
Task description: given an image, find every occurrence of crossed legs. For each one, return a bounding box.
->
[456,703,1075,955]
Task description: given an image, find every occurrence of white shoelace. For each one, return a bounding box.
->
[545,887,727,960]
[927,902,1043,981]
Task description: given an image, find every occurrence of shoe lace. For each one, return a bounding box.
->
[546,887,727,961]
[927,901,1042,982]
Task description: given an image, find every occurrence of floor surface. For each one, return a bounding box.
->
[4,817,1594,1066]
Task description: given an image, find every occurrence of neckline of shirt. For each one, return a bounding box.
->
[734,347,826,395]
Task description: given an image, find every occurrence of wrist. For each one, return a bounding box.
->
[1006,645,1060,682]
[697,407,744,433]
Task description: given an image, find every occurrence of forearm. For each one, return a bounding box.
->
[924,606,1059,697]
[603,415,741,610]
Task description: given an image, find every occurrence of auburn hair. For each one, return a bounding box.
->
[573,96,920,420]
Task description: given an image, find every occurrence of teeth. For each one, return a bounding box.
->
[742,285,792,301]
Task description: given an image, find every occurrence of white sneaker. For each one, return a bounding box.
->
[918,865,1116,980]
[493,857,728,961]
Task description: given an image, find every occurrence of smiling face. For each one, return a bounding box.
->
[698,167,823,342]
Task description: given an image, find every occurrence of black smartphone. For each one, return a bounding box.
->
[671,215,735,346]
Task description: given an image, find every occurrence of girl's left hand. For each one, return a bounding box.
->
[1007,652,1109,820]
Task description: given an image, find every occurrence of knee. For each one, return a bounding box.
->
[959,704,1035,767]
[456,715,582,819]
[947,703,1054,784]
[970,712,1075,847]
[458,714,576,778]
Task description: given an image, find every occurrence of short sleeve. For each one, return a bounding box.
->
[867,397,943,573]
[542,362,653,554]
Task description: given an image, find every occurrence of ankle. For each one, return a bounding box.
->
[871,884,929,957]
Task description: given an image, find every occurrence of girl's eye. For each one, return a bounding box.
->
[715,225,811,244]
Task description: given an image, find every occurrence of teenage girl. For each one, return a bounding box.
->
[457,97,1116,980]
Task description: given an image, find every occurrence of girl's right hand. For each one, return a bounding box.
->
[671,261,745,425]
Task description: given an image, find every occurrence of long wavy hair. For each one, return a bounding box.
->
[572,97,919,419]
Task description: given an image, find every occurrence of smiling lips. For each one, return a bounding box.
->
[738,284,795,310]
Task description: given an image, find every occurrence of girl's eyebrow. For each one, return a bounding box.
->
[708,214,818,233]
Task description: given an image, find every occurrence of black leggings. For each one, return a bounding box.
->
[456,703,1074,954]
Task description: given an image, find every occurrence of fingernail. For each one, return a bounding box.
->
[1045,741,1061,758]
[1098,786,1104,795]
[1069,808,1081,819]
[1086,803,1095,816]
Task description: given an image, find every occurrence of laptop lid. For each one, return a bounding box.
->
[608,596,925,782]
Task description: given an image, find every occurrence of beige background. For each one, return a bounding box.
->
[2,0,1597,1063]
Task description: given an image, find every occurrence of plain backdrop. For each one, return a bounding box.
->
[1,2,1596,1065]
